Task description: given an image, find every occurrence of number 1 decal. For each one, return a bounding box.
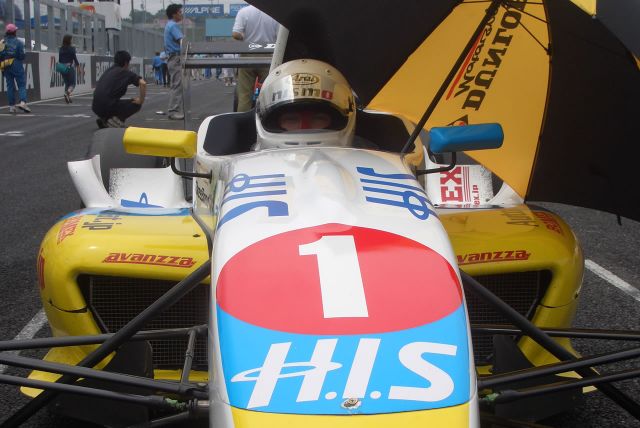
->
[299,235,369,319]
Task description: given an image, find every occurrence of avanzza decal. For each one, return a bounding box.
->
[458,249,530,265]
[447,0,529,110]
[102,253,196,268]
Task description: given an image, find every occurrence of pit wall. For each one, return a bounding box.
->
[0,52,154,105]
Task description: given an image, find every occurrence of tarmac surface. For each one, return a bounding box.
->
[0,78,639,427]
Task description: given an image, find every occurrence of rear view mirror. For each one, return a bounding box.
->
[429,123,503,154]
[123,127,197,158]
[416,123,503,176]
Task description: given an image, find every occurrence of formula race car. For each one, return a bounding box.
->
[1,0,640,427]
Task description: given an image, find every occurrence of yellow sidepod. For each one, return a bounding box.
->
[25,209,211,396]
[231,402,471,427]
[441,204,584,368]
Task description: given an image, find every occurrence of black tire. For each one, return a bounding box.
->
[87,129,164,192]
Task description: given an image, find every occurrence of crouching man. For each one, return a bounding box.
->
[92,50,146,128]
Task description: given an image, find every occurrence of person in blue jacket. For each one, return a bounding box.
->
[152,51,163,85]
[0,23,30,113]
[58,34,79,103]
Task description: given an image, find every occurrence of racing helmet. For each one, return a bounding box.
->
[255,59,356,150]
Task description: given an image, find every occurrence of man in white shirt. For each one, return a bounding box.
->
[232,5,279,112]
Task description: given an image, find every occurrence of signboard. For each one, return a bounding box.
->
[0,52,40,105]
[205,18,235,37]
[91,56,114,88]
[229,4,248,17]
[183,4,223,17]
[38,52,92,100]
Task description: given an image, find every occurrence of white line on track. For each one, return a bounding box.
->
[0,113,92,118]
[0,309,47,374]
[585,259,640,302]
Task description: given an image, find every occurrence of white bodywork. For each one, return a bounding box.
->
[68,156,189,208]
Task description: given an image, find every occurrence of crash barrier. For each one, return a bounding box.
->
[0,52,155,106]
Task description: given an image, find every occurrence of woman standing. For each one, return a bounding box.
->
[58,34,79,103]
[0,23,30,113]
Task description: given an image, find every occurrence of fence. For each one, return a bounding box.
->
[2,0,163,57]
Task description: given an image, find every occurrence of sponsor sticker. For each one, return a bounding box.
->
[57,215,83,244]
[501,208,539,227]
[81,214,123,231]
[433,165,493,206]
[457,249,530,265]
[102,253,196,268]
[533,211,564,235]
[358,167,436,220]
[216,224,469,414]
[217,173,288,228]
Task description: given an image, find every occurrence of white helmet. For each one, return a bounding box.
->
[255,59,356,150]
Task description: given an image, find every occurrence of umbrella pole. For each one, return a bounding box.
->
[401,0,503,154]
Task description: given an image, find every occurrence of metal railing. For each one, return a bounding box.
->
[2,0,163,57]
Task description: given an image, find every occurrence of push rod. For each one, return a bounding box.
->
[180,328,198,385]
[494,368,640,403]
[478,345,640,389]
[2,260,211,427]
[0,374,177,409]
[461,271,640,419]
[401,0,502,154]
[0,353,207,399]
[472,324,640,341]
[0,325,208,352]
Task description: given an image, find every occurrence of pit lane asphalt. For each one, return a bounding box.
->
[0,79,639,427]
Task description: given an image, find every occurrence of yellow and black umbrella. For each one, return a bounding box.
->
[250,0,640,221]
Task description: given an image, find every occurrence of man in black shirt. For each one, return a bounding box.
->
[92,50,147,128]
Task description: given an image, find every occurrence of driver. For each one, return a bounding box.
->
[254,58,356,150]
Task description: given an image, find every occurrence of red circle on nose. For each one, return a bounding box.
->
[216,223,462,335]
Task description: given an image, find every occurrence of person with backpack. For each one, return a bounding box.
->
[0,23,30,113]
[58,34,79,103]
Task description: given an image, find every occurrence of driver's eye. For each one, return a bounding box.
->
[310,113,331,128]
[279,113,302,130]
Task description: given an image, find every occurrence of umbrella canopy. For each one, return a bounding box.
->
[249,0,640,221]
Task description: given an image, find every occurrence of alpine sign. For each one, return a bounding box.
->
[183,4,223,17]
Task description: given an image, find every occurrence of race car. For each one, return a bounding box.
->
[3,0,639,425]
[10,57,588,427]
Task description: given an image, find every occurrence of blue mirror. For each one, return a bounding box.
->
[428,123,503,154]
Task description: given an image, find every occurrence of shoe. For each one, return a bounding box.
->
[96,118,108,129]
[63,93,71,104]
[168,112,185,120]
[8,106,16,113]
[106,117,125,127]
[18,101,31,113]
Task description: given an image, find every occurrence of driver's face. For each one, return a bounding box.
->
[278,111,331,131]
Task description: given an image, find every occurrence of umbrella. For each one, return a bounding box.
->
[248,0,640,221]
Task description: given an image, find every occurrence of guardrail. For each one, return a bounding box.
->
[0,52,152,105]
